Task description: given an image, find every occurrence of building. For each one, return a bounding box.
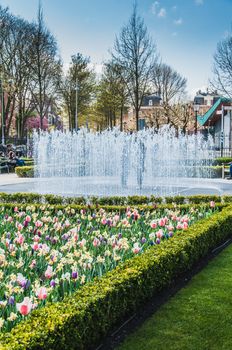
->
[124,93,162,130]
[197,97,232,155]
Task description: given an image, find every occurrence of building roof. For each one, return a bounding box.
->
[197,97,231,126]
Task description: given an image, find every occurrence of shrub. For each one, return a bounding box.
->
[213,157,232,165]
[15,166,34,178]
[0,205,231,350]
[187,195,221,204]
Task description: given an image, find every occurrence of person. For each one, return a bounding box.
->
[7,151,25,169]
[226,161,232,179]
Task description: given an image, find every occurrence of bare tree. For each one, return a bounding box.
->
[29,1,61,129]
[152,62,187,124]
[211,34,232,97]
[112,4,157,131]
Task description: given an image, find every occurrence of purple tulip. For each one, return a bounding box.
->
[156,238,161,244]
[72,271,78,279]
[141,237,146,244]
[50,280,56,288]
[8,296,15,305]
[169,231,173,237]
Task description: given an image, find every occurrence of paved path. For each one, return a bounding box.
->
[0,174,232,195]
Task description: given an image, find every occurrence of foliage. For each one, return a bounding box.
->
[15,166,34,178]
[213,157,232,165]
[0,205,231,350]
[60,53,96,130]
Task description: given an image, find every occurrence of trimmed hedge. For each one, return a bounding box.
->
[15,166,34,178]
[0,192,229,206]
[214,157,232,165]
[0,205,231,350]
[0,201,225,216]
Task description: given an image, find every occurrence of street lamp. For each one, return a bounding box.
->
[193,103,200,135]
[75,78,78,132]
[0,79,4,145]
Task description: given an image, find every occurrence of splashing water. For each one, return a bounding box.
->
[33,126,215,196]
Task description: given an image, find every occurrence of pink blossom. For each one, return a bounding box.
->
[101,218,107,225]
[35,220,43,228]
[17,223,23,231]
[32,242,39,251]
[93,238,100,247]
[36,287,47,300]
[25,215,31,222]
[15,234,24,245]
[156,229,163,239]
[132,243,141,254]
[183,222,188,230]
[16,297,32,316]
[158,218,166,227]
[176,222,183,230]
[45,266,53,279]
[210,201,215,208]
[150,221,157,229]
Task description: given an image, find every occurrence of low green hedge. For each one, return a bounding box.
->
[0,192,229,206]
[15,166,34,178]
[214,157,232,165]
[0,201,225,216]
[0,205,231,350]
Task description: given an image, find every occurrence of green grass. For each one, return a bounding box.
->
[117,244,232,350]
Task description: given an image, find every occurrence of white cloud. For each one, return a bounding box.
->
[158,8,166,18]
[195,0,203,5]
[174,18,183,25]
[151,1,160,15]
[172,5,177,11]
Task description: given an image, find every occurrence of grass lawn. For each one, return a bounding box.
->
[117,243,232,350]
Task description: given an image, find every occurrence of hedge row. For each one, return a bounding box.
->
[15,166,34,178]
[0,205,231,350]
[0,192,229,206]
[213,157,232,165]
[0,201,225,216]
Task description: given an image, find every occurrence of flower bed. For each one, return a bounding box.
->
[0,203,217,333]
[0,203,230,350]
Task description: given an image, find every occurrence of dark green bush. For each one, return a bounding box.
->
[165,195,185,204]
[0,205,231,350]
[15,166,34,178]
[213,157,232,165]
[187,195,221,204]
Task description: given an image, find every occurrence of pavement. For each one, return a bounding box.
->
[0,174,232,195]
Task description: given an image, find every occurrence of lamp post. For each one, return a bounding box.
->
[75,78,78,132]
[0,79,4,145]
[193,103,200,135]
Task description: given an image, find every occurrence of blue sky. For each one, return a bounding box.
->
[1,0,232,98]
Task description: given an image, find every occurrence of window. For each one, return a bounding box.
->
[149,99,153,106]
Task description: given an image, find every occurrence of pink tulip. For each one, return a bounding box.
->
[158,218,166,227]
[36,287,47,300]
[45,266,53,279]
[93,238,100,247]
[210,201,215,208]
[25,215,31,222]
[16,297,32,316]
[183,222,188,230]
[156,229,163,239]
[35,220,43,228]
[150,221,157,229]
[15,234,24,245]
[101,218,107,225]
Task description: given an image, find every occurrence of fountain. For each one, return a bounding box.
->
[33,126,217,197]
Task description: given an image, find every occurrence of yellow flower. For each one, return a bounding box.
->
[7,312,17,322]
